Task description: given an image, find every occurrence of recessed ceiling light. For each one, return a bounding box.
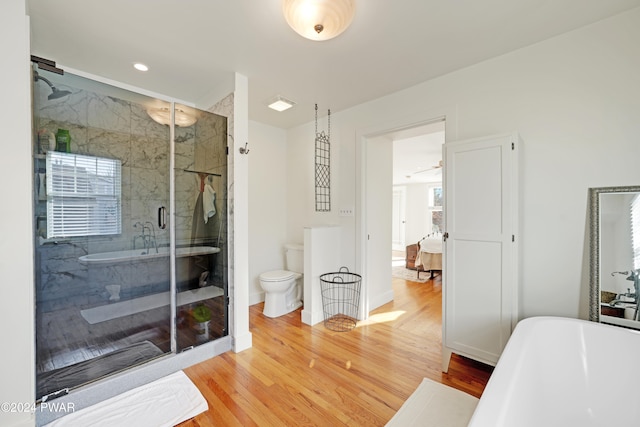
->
[133,63,149,72]
[267,95,296,112]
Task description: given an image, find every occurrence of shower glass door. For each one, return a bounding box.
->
[33,67,174,400]
[173,104,228,351]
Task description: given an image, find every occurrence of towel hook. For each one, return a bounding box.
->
[239,142,250,155]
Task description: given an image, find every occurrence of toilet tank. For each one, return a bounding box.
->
[285,243,304,274]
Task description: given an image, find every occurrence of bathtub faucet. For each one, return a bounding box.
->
[609,270,640,321]
[133,221,158,254]
[144,221,158,254]
[133,222,144,250]
[611,271,630,277]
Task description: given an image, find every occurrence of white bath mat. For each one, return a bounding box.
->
[44,371,207,427]
[385,378,479,427]
[81,286,223,324]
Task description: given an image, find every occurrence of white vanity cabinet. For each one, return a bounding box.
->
[442,132,520,371]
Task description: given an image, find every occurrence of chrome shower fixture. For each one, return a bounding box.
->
[611,270,637,281]
[611,271,630,276]
[34,71,71,100]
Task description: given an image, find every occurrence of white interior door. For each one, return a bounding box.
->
[442,133,519,371]
[392,187,406,251]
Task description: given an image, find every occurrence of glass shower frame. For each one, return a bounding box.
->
[32,66,228,401]
[172,102,229,352]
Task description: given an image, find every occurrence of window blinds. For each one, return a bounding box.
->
[46,151,122,238]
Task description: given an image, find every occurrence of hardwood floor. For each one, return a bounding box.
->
[178,274,493,426]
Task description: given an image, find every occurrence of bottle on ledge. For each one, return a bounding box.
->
[55,128,71,152]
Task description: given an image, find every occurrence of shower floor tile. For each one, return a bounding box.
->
[36,295,226,379]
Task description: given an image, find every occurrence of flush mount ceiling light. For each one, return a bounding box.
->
[146,107,197,127]
[282,0,356,41]
[267,95,296,112]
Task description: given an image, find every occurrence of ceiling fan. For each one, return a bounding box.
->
[412,160,443,176]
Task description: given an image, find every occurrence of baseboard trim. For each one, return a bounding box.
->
[232,331,253,353]
[369,290,395,312]
[301,308,324,326]
[249,291,265,306]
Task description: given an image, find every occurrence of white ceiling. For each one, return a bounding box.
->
[392,121,444,186]
[27,0,640,130]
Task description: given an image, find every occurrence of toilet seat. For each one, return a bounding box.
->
[259,269,303,318]
[260,270,297,282]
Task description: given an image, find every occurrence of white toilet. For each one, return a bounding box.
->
[259,243,304,318]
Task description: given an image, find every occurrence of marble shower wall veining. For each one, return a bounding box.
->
[34,78,228,312]
[175,104,228,286]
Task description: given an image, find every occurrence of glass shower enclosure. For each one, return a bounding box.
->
[32,66,228,401]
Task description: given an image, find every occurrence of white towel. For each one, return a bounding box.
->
[203,184,216,223]
[43,371,208,427]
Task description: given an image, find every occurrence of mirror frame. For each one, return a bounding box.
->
[589,185,640,322]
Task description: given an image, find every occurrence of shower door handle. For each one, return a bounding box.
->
[158,206,166,230]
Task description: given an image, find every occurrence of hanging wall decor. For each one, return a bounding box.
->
[315,104,331,212]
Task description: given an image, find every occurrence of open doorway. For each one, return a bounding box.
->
[357,115,449,317]
[391,121,445,281]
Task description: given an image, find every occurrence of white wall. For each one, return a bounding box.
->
[248,121,288,304]
[286,8,640,320]
[1,1,35,426]
[286,114,357,264]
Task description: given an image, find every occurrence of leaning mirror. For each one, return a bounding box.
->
[589,186,640,329]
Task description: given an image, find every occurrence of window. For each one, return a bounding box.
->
[428,184,443,234]
[430,186,443,208]
[46,152,121,238]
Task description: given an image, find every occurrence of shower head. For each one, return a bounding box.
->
[48,86,72,100]
[34,71,71,100]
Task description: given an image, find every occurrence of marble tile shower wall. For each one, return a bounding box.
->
[176,107,228,286]
[197,109,227,286]
[34,87,227,312]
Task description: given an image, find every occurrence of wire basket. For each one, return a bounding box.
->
[320,267,362,332]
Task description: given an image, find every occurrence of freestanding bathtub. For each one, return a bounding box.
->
[78,246,220,264]
[469,316,640,426]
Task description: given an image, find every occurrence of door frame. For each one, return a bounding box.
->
[355,108,458,320]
